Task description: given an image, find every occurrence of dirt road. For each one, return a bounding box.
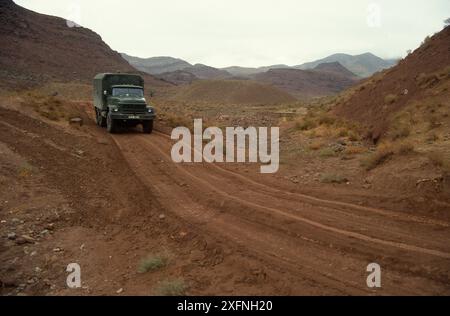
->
[1,106,449,295]
[111,130,450,295]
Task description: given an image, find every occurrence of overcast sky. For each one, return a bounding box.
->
[15,0,450,68]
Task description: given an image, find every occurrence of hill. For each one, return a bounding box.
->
[169,80,296,105]
[295,53,397,78]
[223,65,291,77]
[156,70,199,85]
[333,26,450,141]
[0,0,168,89]
[252,67,358,99]
[121,54,192,75]
[313,62,358,78]
[181,64,232,80]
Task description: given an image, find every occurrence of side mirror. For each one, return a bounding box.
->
[103,90,107,96]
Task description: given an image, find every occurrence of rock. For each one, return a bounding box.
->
[159,214,166,220]
[116,288,123,294]
[45,223,55,230]
[21,235,35,243]
[7,232,16,240]
[40,229,49,236]
[69,117,83,126]
[53,247,63,252]
[16,238,27,245]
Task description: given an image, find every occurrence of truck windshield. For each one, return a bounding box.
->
[112,88,144,97]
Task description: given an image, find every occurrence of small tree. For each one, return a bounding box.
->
[445,18,450,26]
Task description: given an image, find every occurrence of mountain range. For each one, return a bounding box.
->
[121,52,398,81]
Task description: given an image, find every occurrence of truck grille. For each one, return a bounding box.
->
[120,105,146,114]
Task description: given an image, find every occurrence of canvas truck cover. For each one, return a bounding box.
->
[93,73,144,110]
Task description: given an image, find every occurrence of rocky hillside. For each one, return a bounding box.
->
[333,26,450,141]
[0,0,167,89]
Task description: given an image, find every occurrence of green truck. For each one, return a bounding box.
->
[93,73,155,133]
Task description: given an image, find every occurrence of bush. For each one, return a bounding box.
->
[155,279,187,296]
[428,151,450,171]
[344,146,367,155]
[318,148,336,158]
[138,254,168,273]
[309,140,325,150]
[390,124,411,140]
[347,130,361,141]
[384,94,398,105]
[320,173,348,184]
[360,145,394,170]
[295,118,317,131]
[395,142,415,155]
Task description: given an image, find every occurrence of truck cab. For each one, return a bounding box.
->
[93,73,155,134]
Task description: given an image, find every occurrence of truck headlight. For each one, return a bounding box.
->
[147,107,154,113]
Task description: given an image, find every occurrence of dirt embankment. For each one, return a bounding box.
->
[333,26,450,140]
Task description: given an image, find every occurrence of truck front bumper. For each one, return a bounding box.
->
[109,113,156,121]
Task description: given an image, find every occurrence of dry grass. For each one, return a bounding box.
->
[360,141,415,171]
[384,94,398,105]
[389,123,411,140]
[360,144,395,171]
[320,173,348,184]
[20,90,79,121]
[154,278,187,296]
[318,148,336,158]
[309,140,326,150]
[138,254,169,273]
[344,146,367,155]
[427,151,450,171]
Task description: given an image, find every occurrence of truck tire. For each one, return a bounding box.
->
[106,113,117,133]
[95,108,107,127]
[142,120,153,134]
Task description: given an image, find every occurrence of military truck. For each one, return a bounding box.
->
[93,73,155,133]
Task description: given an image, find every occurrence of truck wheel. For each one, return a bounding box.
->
[95,108,107,127]
[106,113,117,133]
[142,120,153,134]
[99,112,107,127]
[95,108,100,126]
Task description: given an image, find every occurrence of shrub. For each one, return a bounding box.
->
[320,173,348,184]
[295,118,317,131]
[395,142,415,155]
[390,124,411,140]
[347,130,361,141]
[319,148,336,158]
[316,112,336,126]
[138,254,168,273]
[360,145,394,170]
[344,146,367,155]
[155,279,187,296]
[428,151,450,171]
[384,94,398,105]
[309,140,325,150]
